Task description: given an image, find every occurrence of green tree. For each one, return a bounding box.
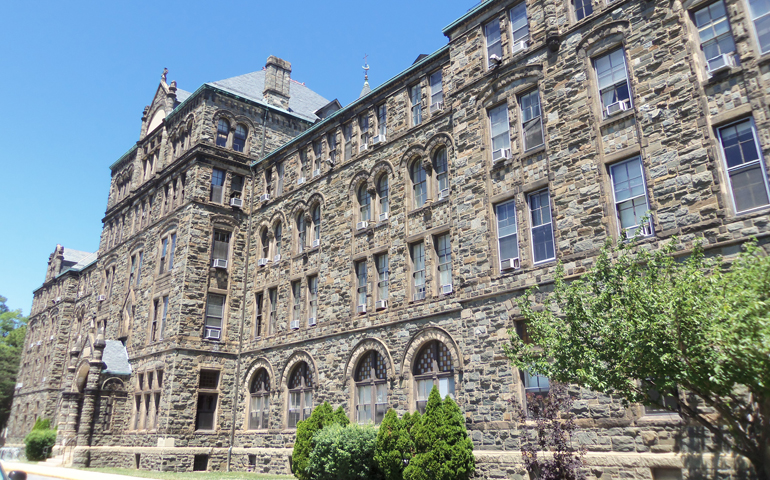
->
[0,295,27,430]
[308,423,381,480]
[508,238,770,480]
[24,418,56,461]
[292,402,349,480]
[375,408,414,480]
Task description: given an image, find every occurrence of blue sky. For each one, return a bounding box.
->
[0,0,479,314]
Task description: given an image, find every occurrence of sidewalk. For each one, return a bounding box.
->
[1,462,148,480]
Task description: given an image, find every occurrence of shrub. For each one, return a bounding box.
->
[24,425,56,461]
[375,409,414,480]
[308,423,381,480]
[292,402,349,480]
[31,418,52,431]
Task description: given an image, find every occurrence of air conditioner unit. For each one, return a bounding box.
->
[605,99,630,116]
[489,53,502,64]
[441,284,453,295]
[313,169,321,177]
[97,295,106,302]
[438,188,450,200]
[379,212,389,222]
[413,291,426,301]
[501,257,520,270]
[430,101,444,113]
[357,304,367,314]
[707,53,735,74]
[297,177,306,185]
[356,221,369,230]
[257,258,269,267]
[360,143,368,152]
[50,335,55,341]
[260,194,271,202]
[290,320,300,330]
[375,299,388,310]
[204,328,221,340]
[312,239,321,248]
[511,39,528,55]
[230,197,243,208]
[371,135,385,145]
[492,148,512,163]
[36,341,42,346]
[212,259,228,269]
[308,317,317,326]
[273,254,282,263]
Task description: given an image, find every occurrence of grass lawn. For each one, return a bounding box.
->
[82,467,295,480]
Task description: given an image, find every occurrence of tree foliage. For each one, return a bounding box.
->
[308,423,381,480]
[23,418,56,461]
[374,408,415,480]
[292,402,348,480]
[0,295,27,430]
[508,238,770,480]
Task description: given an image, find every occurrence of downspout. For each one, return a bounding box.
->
[227,107,268,472]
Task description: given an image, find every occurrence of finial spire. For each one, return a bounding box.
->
[359,55,372,98]
[362,54,370,81]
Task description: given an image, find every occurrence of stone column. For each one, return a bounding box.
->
[71,338,106,467]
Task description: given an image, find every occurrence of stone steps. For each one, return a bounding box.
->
[40,454,65,467]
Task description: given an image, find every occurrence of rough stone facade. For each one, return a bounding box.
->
[8,0,770,478]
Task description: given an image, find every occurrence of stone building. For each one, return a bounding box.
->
[8,0,770,477]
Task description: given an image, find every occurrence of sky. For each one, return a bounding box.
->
[0,0,481,314]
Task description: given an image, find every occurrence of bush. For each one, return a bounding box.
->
[31,418,52,431]
[24,426,56,461]
[292,402,349,480]
[308,423,381,480]
[374,409,414,480]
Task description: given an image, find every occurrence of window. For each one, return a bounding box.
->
[297,213,306,253]
[524,371,550,394]
[233,124,247,152]
[643,381,680,414]
[231,175,244,196]
[360,114,370,150]
[313,142,323,176]
[496,200,520,268]
[485,19,502,68]
[274,223,282,261]
[355,351,388,424]
[717,119,770,212]
[249,369,270,429]
[255,292,264,337]
[268,288,277,335]
[695,1,738,72]
[212,230,230,267]
[510,3,529,44]
[434,148,449,199]
[609,157,653,236]
[356,260,368,311]
[292,281,303,326]
[573,0,593,21]
[308,276,318,324]
[288,362,313,428]
[216,119,229,148]
[595,49,631,117]
[211,169,225,203]
[520,89,544,151]
[413,341,454,414]
[489,104,511,161]
[204,294,224,340]
[377,104,387,138]
[430,71,443,110]
[376,254,389,304]
[159,233,176,274]
[529,189,555,263]
[150,296,168,342]
[377,175,389,220]
[358,184,371,223]
[410,85,422,126]
[160,296,168,340]
[311,205,321,245]
[260,230,269,260]
[411,159,427,208]
[436,233,452,292]
[196,370,219,430]
[344,123,353,161]
[411,242,426,301]
[264,168,273,196]
[748,0,770,54]
[276,162,284,196]
[328,131,337,166]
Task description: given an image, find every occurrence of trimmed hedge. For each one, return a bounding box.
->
[24,419,56,461]
[292,402,349,480]
[308,423,381,480]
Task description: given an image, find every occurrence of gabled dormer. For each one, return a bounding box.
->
[139,68,192,141]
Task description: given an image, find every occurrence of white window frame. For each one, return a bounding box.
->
[520,89,544,151]
[528,189,556,264]
[496,200,519,268]
[594,48,632,117]
[410,85,422,126]
[484,18,502,68]
[716,118,770,214]
[509,2,529,44]
[411,242,426,301]
[356,260,368,308]
[376,254,389,302]
[308,276,318,324]
[377,104,387,137]
[609,157,654,237]
[436,233,452,289]
[489,104,511,159]
[694,1,738,72]
[205,294,225,337]
[429,71,443,108]
[748,0,770,54]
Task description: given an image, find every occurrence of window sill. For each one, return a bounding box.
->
[374,219,390,229]
[407,203,433,217]
[353,225,374,237]
[756,51,770,67]
[637,413,682,425]
[520,144,546,162]
[701,65,745,88]
[599,109,635,128]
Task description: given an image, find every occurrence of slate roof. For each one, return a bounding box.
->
[208,71,329,122]
[176,88,192,104]
[62,248,92,264]
[102,340,132,375]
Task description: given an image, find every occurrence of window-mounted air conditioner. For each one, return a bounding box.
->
[357,304,367,314]
[413,291,426,301]
[707,53,735,75]
[501,258,520,270]
[230,197,243,208]
[360,143,369,152]
[212,259,228,269]
[441,284,453,295]
[371,135,385,145]
[257,258,270,267]
[259,194,271,202]
[273,254,282,263]
[313,169,321,177]
[356,221,369,230]
[204,328,221,340]
[511,40,528,55]
[375,299,388,310]
[489,54,502,65]
[308,317,317,327]
[430,101,445,114]
[438,188,450,200]
[297,177,306,185]
[379,212,389,222]
[605,99,630,117]
[312,239,321,248]
[97,295,106,302]
[492,148,512,163]
[290,320,300,330]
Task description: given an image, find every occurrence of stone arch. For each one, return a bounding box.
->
[73,361,90,393]
[348,170,371,198]
[306,192,326,210]
[212,109,237,125]
[290,199,309,220]
[426,133,455,162]
[370,161,395,184]
[342,338,396,386]
[401,326,463,377]
[101,377,126,392]
[243,357,275,392]
[576,20,630,59]
[211,214,238,231]
[478,64,544,107]
[157,218,179,235]
[268,211,287,231]
[280,350,318,390]
[400,144,427,168]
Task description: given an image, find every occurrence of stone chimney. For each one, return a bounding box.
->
[263,56,292,109]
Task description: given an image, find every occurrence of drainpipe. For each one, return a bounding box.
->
[227,107,268,472]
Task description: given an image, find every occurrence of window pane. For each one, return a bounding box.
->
[438,376,455,399]
[416,379,432,401]
[754,8,770,52]
[730,165,770,212]
[500,234,519,261]
[485,19,502,62]
[510,3,529,42]
[611,158,645,202]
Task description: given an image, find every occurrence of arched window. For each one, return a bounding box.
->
[355,351,388,424]
[411,159,427,208]
[311,205,321,246]
[413,341,454,413]
[274,223,282,262]
[377,174,389,221]
[216,119,229,148]
[260,229,269,260]
[233,124,247,152]
[288,362,313,428]
[434,148,449,199]
[297,213,306,253]
[358,184,371,222]
[249,369,270,430]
